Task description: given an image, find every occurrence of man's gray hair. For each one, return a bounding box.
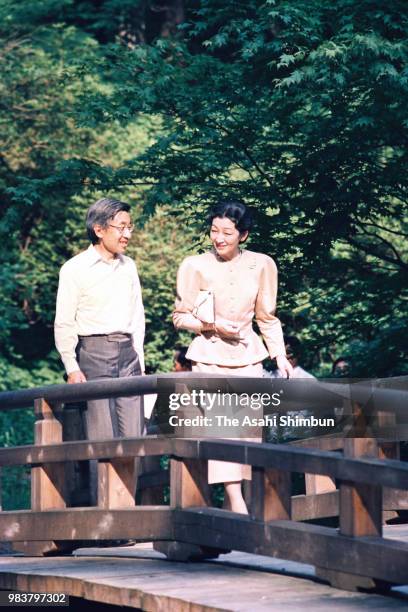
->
[86,197,131,244]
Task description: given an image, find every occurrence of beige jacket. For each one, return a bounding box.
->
[173,249,285,367]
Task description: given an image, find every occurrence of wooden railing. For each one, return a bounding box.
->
[0,375,407,592]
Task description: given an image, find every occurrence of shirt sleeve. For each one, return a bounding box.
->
[173,257,203,334]
[255,256,286,359]
[54,264,81,375]
[131,262,145,373]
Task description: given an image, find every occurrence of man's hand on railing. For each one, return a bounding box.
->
[67,370,87,384]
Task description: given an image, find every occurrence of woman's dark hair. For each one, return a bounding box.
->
[284,336,302,359]
[174,346,192,371]
[331,356,352,377]
[207,200,253,234]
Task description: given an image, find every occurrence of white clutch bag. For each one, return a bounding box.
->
[192,290,215,324]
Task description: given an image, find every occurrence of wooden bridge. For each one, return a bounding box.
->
[0,375,407,610]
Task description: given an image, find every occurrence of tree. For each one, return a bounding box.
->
[75,0,407,375]
[129,206,199,373]
[0,1,157,383]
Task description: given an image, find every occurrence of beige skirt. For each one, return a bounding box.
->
[192,361,263,484]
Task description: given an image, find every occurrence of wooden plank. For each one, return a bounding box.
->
[0,436,172,467]
[155,458,214,561]
[304,474,336,495]
[2,552,406,611]
[339,438,382,537]
[292,491,339,521]
[376,417,408,515]
[2,437,408,491]
[314,568,385,592]
[291,434,338,495]
[197,440,408,490]
[31,399,66,511]
[383,488,408,510]
[328,436,383,589]
[170,458,211,509]
[289,435,344,451]
[0,508,173,542]
[377,409,399,460]
[97,458,136,508]
[251,467,291,521]
[0,373,161,411]
[173,507,408,585]
[15,399,67,556]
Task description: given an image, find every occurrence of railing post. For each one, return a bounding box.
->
[303,415,343,496]
[154,449,222,561]
[13,398,68,556]
[339,437,382,537]
[170,457,211,509]
[31,399,66,511]
[251,467,291,521]
[97,458,136,508]
[317,402,384,590]
[376,408,406,521]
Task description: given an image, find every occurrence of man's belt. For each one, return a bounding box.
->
[78,333,132,342]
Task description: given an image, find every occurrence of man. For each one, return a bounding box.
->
[55,197,145,504]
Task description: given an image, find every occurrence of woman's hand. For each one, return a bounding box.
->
[276,355,294,379]
[214,318,241,339]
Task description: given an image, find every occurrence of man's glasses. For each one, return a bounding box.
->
[108,224,135,235]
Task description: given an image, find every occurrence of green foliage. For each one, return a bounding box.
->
[0,0,406,511]
[0,1,158,377]
[0,1,159,503]
[0,357,61,509]
[75,0,407,376]
[0,0,407,467]
[129,207,200,373]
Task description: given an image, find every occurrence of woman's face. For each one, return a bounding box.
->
[210,216,248,260]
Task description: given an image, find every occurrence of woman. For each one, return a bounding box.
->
[173,200,292,513]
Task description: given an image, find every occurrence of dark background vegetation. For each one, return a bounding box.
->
[0,0,406,507]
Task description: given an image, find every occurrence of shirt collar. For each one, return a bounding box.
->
[211,246,245,263]
[86,244,125,267]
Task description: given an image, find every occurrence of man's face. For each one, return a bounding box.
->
[94,211,133,257]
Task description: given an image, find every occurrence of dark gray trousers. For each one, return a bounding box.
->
[77,334,144,505]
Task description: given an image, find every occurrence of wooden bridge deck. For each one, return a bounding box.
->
[0,525,407,611]
[1,378,408,608]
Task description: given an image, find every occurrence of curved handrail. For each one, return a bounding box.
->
[0,374,406,415]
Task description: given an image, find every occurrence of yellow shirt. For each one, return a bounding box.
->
[55,245,145,374]
[173,249,285,366]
